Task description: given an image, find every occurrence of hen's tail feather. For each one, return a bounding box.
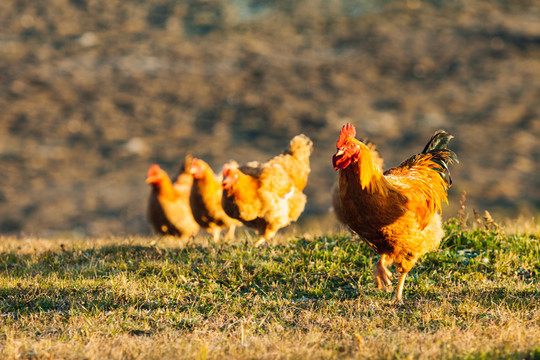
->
[182,153,194,173]
[285,134,313,157]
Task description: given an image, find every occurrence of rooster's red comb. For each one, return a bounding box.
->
[337,123,356,148]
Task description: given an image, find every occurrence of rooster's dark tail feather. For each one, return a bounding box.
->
[422,130,459,186]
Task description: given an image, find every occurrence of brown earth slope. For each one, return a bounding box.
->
[0,0,538,235]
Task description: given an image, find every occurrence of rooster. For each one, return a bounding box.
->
[189,157,241,241]
[221,134,313,247]
[146,155,199,239]
[332,124,458,303]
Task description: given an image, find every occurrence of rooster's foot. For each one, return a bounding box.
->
[374,256,393,291]
[391,273,408,305]
[391,297,404,306]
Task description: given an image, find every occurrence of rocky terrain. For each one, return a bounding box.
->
[0,0,538,236]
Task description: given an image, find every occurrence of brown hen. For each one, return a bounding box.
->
[221,134,313,246]
[146,154,199,239]
[189,157,241,242]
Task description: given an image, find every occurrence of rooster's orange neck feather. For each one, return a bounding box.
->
[348,142,389,196]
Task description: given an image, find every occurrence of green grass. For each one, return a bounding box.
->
[0,221,539,359]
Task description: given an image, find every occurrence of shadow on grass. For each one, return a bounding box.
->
[403,285,540,313]
[463,286,540,310]
[0,244,229,277]
[1,237,536,318]
[464,347,540,360]
[0,240,374,316]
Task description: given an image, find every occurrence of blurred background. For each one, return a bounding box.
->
[0,0,538,236]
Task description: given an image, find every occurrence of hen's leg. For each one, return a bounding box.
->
[211,228,221,243]
[374,254,393,291]
[255,229,276,247]
[225,225,236,241]
[254,237,267,247]
[392,272,408,305]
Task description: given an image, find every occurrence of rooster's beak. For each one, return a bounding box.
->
[335,149,345,156]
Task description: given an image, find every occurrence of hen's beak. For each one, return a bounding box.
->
[146,176,158,184]
[222,176,232,190]
[146,164,162,184]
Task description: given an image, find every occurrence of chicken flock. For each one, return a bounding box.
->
[147,124,458,302]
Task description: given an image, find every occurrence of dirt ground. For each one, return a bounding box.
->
[0,0,538,236]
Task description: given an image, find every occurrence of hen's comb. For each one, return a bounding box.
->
[337,123,356,148]
[222,163,231,177]
[222,161,239,177]
[147,164,161,177]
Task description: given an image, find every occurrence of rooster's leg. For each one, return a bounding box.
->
[392,272,408,305]
[374,254,393,291]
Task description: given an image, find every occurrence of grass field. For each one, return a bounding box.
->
[1,219,539,359]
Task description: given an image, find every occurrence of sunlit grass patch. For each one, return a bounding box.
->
[0,223,539,359]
